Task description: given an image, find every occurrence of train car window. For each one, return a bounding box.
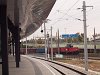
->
[67,44,73,48]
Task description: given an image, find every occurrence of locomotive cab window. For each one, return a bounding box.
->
[67,44,73,48]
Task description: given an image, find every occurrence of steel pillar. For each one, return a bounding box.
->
[14,26,20,67]
[12,38,15,56]
[14,0,20,67]
[8,17,16,56]
[0,3,9,75]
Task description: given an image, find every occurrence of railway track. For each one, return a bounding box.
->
[64,55,100,60]
[32,56,86,75]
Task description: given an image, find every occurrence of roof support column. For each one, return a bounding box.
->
[7,17,16,57]
[0,0,9,75]
[12,37,15,56]
[14,0,20,68]
[14,26,20,67]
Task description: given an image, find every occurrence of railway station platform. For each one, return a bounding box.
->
[0,55,100,75]
[0,55,35,75]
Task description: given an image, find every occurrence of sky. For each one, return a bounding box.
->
[23,0,100,40]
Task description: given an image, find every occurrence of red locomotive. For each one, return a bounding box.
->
[60,44,79,54]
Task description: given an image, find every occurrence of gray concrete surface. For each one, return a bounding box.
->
[9,55,35,75]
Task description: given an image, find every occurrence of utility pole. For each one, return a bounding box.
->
[64,28,67,43]
[56,32,58,47]
[83,1,88,73]
[47,32,49,58]
[26,37,27,54]
[82,1,93,74]
[58,29,60,54]
[78,1,93,74]
[51,26,53,60]
[94,27,96,53]
[44,20,47,59]
[33,36,34,48]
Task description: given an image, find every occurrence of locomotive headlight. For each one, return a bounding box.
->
[66,49,68,51]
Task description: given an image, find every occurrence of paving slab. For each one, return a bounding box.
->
[0,55,35,75]
[9,55,35,75]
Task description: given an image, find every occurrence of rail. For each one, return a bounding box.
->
[32,56,86,75]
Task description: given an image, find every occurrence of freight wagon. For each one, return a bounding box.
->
[20,44,79,55]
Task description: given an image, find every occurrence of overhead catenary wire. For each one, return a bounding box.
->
[49,0,81,26]
[57,11,83,21]
[48,0,69,18]
[49,0,93,26]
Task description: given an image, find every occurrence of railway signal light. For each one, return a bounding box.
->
[41,30,43,33]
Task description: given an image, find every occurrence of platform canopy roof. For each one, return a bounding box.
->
[7,0,56,38]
